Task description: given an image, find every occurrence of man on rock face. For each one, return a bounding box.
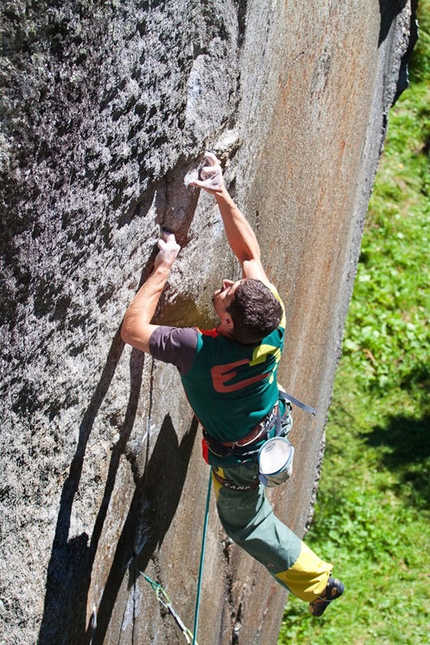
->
[121,152,344,616]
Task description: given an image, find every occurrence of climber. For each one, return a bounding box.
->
[121,152,344,616]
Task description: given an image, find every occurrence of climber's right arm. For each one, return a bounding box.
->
[121,233,180,354]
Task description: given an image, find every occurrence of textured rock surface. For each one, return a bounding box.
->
[0,1,415,644]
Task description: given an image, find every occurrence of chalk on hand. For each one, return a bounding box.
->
[184,167,200,187]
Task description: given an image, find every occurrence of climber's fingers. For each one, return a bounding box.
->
[189,151,224,193]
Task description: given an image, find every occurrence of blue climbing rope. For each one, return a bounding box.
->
[192,469,212,645]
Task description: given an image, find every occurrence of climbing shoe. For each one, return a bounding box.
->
[309,577,345,617]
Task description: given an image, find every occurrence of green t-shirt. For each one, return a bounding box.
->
[149,285,286,463]
[181,325,284,442]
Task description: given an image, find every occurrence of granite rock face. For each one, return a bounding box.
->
[0,1,415,644]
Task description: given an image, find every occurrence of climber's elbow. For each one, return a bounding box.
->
[121,317,157,354]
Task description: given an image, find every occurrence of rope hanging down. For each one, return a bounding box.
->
[192,470,212,644]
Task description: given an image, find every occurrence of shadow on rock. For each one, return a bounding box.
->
[378,0,418,102]
[87,414,199,645]
[38,164,202,644]
[38,328,126,645]
[38,335,198,645]
[378,0,408,45]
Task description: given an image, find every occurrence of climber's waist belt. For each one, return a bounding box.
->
[221,404,279,447]
[203,404,282,458]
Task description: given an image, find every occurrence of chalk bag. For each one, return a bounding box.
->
[258,436,295,487]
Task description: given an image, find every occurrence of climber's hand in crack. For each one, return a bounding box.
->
[155,231,181,269]
[189,151,224,194]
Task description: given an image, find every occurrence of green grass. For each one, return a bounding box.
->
[278,3,430,644]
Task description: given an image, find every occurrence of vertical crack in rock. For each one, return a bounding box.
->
[232,583,245,645]
[220,534,241,644]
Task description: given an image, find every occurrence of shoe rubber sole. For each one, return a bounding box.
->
[309,577,345,617]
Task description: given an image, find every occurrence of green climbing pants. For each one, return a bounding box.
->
[211,461,332,602]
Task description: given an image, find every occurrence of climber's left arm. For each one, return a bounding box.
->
[189,152,270,285]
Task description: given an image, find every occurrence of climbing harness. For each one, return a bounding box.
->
[205,389,316,488]
[203,388,315,463]
[202,403,288,461]
[202,402,281,459]
[143,575,198,645]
